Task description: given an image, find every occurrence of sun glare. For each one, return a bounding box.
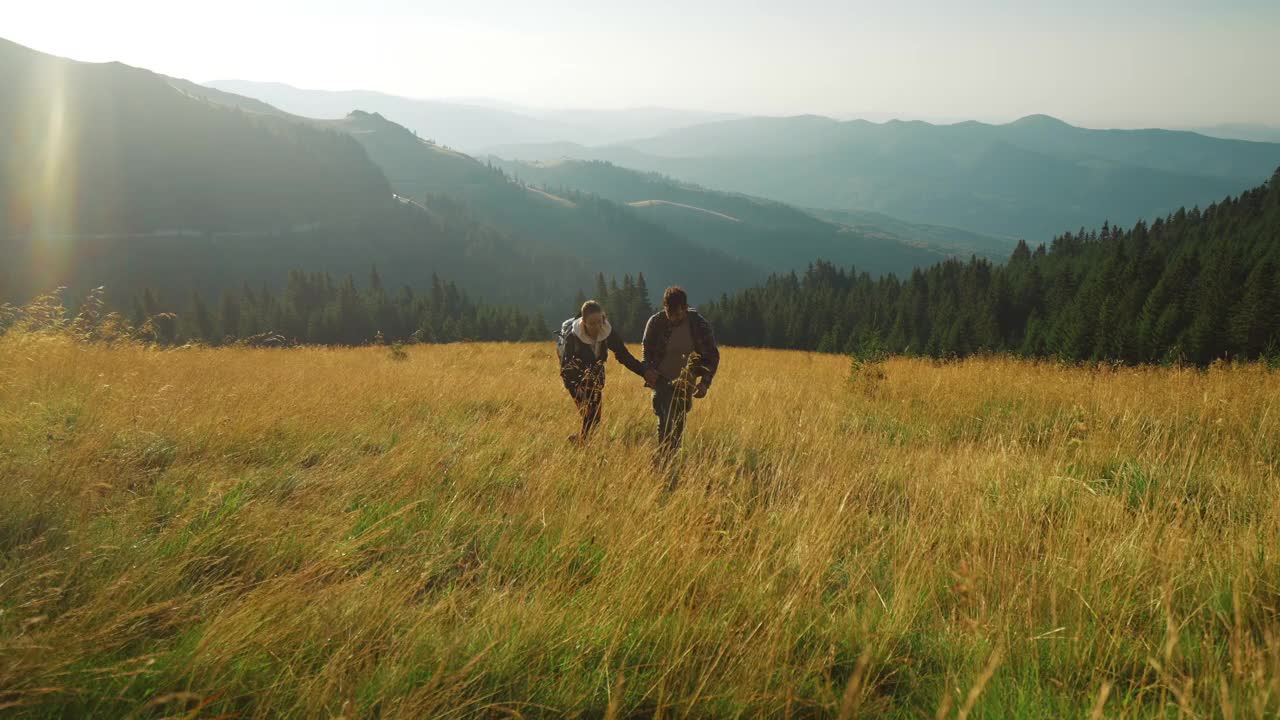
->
[26,58,77,289]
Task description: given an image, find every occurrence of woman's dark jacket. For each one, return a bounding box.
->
[560,329,646,395]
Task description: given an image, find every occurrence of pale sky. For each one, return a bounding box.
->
[6,0,1279,128]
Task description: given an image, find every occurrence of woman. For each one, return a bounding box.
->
[560,300,655,443]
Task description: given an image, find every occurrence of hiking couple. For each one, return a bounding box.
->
[558,286,720,460]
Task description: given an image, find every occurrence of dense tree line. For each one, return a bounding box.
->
[703,169,1280,365]
[570,272,655,341]
[131,268,548,346]
[1,199,587,321]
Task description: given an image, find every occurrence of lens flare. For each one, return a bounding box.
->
[18,57,79,295]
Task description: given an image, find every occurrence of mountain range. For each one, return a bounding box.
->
[205,80,739,151]
[0,38,575,311]
[487,114,1280,241]
[486,157,1013,272]
[5,36,1276,331]
[1192,124,1280,144]
[212,81,1280,244]
[2,38,1021,315]
[330,109,757,303]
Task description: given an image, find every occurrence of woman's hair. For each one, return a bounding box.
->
[662,286,688,309]
[580,299,604,318]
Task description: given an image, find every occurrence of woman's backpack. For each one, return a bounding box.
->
[554,317,577,363]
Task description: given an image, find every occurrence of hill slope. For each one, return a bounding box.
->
[0,38,392,238]
[332,111,763,305]
[704,169,1280,365]
[0,38,602,315]
[490,158,1015,274]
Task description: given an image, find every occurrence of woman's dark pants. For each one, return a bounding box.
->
[571,387,603,441]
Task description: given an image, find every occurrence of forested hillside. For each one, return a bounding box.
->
[334,111,760,302]
[704,170,1280,365]
[0,40,585,317]
[115,268,547,346]
[489,158,1011,273]
[0,38,391,239]
[0,199,585,319]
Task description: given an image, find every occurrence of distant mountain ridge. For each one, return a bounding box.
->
[1192,123,1280,144]
[329,110,761,302]
[489,114,1280,241]
[207,76,1279,247]
[488,157,1015,275]
[205,80,738,151]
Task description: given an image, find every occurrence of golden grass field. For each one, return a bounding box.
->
[2,328,1279,718]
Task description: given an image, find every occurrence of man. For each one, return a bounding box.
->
[642,286,720,458]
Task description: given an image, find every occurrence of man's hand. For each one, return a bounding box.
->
[644,368,660,387]
[693,380,709,399]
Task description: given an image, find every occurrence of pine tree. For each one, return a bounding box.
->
[218,291,241,344]
[190,291,214,342]
[594,273,609,304]
[1229,258,1280,358]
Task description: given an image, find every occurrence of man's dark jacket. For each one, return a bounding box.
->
[560,327,646,394]
[642,310,721,388]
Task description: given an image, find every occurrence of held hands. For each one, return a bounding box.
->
[643,368,660,388]
[637,367,707,397]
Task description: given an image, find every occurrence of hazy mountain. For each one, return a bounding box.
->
[205,80,736,151]
[0,38,391,240]
[528,106,741,142]
[803,208,1017,260]
[487,158,1015,275]
[1192,123,1280,144]
[332,111,761,301]
[490,114,1280,241]
[0,33,764,316]
[0,38,585,312]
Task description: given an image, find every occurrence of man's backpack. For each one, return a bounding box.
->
[555,317,577,363]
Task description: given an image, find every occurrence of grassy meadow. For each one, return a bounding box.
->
[2,326,1280,717]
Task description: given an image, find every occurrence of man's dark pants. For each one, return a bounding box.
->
[652,379,694,456]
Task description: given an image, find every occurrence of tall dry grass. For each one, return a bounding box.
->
[2,316,1279,717]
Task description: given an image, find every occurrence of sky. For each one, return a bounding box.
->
[6,0,1279,128]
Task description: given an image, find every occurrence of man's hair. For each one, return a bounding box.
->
[662,286,688,309]
[580,299,604,318]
